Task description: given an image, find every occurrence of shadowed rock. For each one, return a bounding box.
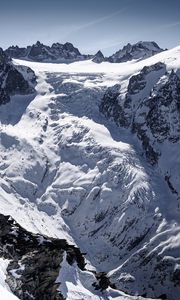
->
[0,214,86,300]
[0,47,36,106]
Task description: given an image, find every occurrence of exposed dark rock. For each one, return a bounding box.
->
[0,88,10,105]
[0,214,86,300]
[5,41,89,63]
[100,63,180,165]
[0,47,11,67]
[0,47,36,106]
[128,72,146,94]
[92,272,115,291]
[144,70,180,142]
[99,84,131,128]
[5,67,33,95]
[158,294,167,300]
[172,267,180,287]
[107,41,164,63]
[165,175,178,195]
[92,50,105,63]
[132,123,159,164]
[127,62,165,95]
[5,45,27,59]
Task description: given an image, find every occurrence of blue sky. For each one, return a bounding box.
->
[1,0,180,55]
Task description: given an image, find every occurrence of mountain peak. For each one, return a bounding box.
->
[35,40,42,46]
[92,50,104,63]
[108,41,164,63]
[0,47,10,65]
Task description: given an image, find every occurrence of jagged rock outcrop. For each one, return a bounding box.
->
[100,61,180,197]
[107,41,164,63]
[131,69,180,163]
[92,50,105,63]
[5,41,89,62]
[100,62,169,163]
[92,42,164,64]
[0,48,36,105]
[0,214,86,300]
[137,70,180,141]
[99,62,180,299]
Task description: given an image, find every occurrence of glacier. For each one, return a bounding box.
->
[0,45,180,299]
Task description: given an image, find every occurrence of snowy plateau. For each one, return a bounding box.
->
[0,42,180,300]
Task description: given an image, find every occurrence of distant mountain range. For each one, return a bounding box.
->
[5,41,164,63]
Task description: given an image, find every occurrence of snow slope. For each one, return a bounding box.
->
[0,259,20,300]
[0,46,180,299]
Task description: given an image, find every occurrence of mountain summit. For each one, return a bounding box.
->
[107,41,164,63]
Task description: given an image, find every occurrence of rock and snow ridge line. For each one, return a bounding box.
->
[0,213,156,300]
[5,40,164,63]
[0,45,180,299]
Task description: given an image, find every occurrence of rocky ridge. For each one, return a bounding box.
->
[0,214,129,300]
[108,41,164,63]
[0,213,86,300]
[0,48,36,105]
[5,41,164,63]
[100,61,180,197]
[5,41,90,63]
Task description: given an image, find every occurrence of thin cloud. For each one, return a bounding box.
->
[161,21,180,29]
[76,8,126,30]
[63,7,127,39]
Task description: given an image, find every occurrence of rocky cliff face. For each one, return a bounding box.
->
[100,62,180,196]
[91,41,164,64]
[0,48,36,105]
[0,214,86,300]
[107,41,164,63]
[0,214,124,300]
[5,41,89,62]
[92,50,105,63]
[99,60,180,298]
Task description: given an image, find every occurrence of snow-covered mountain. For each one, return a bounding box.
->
[107,41,164,63]
[92,42,164,64]
[92,50,105,63]
[0,44,180,300]
[5,41,164,64]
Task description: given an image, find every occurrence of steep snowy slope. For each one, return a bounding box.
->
[0,46,180,299]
